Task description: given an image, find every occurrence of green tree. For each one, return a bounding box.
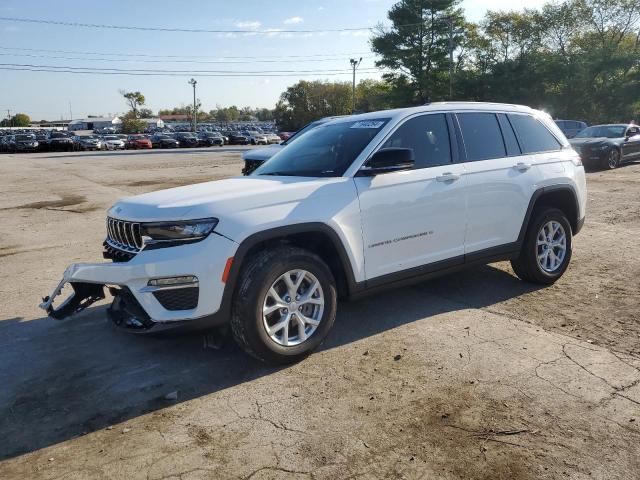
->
[355,79,395,112]
[371,0,465,104]
[138,108,154,118]
[121,118,147,134]
[120,91,146,118]
[7,113,31,127]
[273,80,352,131]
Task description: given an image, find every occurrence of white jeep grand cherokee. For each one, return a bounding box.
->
[41,102,587,364]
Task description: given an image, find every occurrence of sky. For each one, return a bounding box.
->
[0,0,547,121]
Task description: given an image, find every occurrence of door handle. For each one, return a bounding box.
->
[514,162,532,171]
[436,172,461,182]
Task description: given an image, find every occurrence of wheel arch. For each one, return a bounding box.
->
[218,223,359,322]
[518,185,581,243]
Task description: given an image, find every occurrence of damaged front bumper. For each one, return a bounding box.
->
[39,233,238,331]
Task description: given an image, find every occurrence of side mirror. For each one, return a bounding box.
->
[627,128,639,138]
[357,148,415,176]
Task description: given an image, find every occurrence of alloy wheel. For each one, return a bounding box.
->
[262,269,324,347]
[536,221,567,273]
[608,149,620,169]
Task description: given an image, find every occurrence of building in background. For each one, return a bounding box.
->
[68,116,122,131]
[143,118,165,129]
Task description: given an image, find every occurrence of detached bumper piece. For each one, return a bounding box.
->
[152,287,199,311]
[107,287,154,331]
[40,282,105,320]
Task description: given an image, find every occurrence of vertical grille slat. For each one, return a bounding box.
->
[105,217,142,257]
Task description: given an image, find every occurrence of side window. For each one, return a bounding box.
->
[508,114,562,154]
[457,113,507,161]
[498,114,521,156]
[381,113,452,168]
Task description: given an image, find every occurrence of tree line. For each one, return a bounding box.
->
[275,0,640,130]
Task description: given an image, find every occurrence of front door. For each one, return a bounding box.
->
[622,126,640,161]
[354,113,467,282]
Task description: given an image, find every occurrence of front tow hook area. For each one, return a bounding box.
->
[40,280,105,320]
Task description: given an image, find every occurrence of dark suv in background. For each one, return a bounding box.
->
[175,132,199,148]
[555,120,588,139]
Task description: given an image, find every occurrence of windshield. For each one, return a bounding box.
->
[16,135,35,141]
[104,136,119,140]
[253,118,390,177]
[575,125,626,138]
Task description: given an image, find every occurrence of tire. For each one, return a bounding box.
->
[231,246,337,364]
[510,207,572,285]
[603,148,620,170]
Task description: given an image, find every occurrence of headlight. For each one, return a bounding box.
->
[141,218,218,247]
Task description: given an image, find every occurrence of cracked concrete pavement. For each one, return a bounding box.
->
[0,149,639,479]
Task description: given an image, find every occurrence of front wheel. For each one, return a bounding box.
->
[511,208,572,285]
[231,246,337,364]
[604,148,620,170]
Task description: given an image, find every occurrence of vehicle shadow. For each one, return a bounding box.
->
[0,264,541,460]
[38,147,251,160]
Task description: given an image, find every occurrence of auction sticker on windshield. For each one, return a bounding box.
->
[351,120,386,129]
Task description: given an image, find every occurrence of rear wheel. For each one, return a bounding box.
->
[511,208,572,285]
[231,246,337,364]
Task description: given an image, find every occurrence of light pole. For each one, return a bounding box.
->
[188,78,197,132]
[350,57,362,114]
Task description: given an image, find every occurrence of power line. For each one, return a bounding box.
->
[0,66,389,78]
[0,51,375,65]
[0,62,381,75]
[0,46,372,60]
[0,16,418,34]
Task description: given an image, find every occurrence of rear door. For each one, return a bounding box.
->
[355,113,467,281]
[455,112,541,255]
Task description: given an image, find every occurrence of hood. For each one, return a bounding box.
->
[108,176,348,224]
[243,144,283,161]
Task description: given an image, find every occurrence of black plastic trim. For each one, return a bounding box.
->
[214,223,360,323]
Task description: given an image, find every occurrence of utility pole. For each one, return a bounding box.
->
[6,109,11,129]
[188,78,197,132]
[68,101,73,121]
[350,58,362,114]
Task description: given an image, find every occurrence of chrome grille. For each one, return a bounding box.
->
[106,217,142,253]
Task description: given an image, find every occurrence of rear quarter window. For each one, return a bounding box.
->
[508,114,562,154]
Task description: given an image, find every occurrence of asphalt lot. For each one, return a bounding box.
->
[0,148,639,479]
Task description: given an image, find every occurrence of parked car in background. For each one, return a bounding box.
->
[228,132,249,145]
[242,117,344,175]
[265,133,281,144]
[278,132,294,141]
[150,134,179,149]
[35,133,49,151]
[101,135,126,151]
[198,132,224,147]
[569,124,640,169]
[48,131,75,151]
[74,135,103,151]
[175,132,199,148]
[244,131,268,145]
[555,120,588,139]
[12,133,39,152]
[125,135,153,150]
